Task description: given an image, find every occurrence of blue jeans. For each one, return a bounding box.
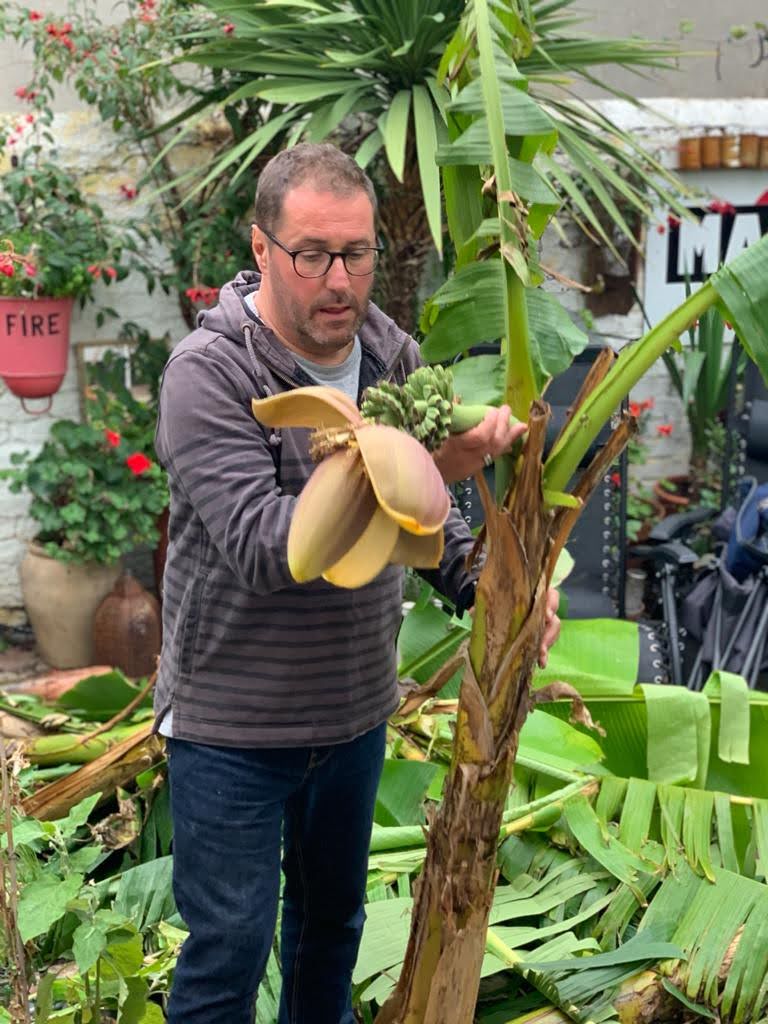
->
[166,723,386,1024]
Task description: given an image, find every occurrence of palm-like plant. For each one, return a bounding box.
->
[167,0,688,330]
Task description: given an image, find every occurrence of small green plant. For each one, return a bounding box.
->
[662,303,742,501]
[1,419,168,565]
[2,791,178,1023]
[0,0,255,328]
[0,98,127,304]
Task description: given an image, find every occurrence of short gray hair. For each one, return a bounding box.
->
[253,143,377,232]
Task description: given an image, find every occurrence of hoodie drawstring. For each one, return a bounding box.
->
[243,321,282,450]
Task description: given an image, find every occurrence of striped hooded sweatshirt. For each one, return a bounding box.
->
[153,270,477,748]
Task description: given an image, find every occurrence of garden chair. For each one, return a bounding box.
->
[638,352,768,690]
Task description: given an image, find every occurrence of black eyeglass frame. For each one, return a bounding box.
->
[254,224,383,278]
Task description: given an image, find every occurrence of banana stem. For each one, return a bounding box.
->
[543,281,716,493]
[450,404,521,433]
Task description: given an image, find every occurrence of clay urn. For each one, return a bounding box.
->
[93,573,161,678]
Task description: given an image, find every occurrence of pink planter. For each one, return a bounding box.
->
[0,296,74,400]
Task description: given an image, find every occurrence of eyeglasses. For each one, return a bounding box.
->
[255,225,382,279]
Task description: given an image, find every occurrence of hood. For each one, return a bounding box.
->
[196,269,413,378]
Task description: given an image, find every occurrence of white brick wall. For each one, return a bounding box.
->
[0,111,191,613]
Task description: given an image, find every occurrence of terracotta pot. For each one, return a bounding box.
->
[739,134,760,168]
[677,136,701,170]
[700,134,722,168]
[0,296,74,402]
[652,474,691,516]
[720,135,741,169]
[20,543,122,669]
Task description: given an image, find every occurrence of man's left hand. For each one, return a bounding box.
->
[433,405,525,485]
[539,587,561,669]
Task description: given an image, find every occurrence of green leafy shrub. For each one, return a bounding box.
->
[2,419,168,565]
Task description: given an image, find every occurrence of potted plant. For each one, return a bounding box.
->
[0,420,168,668]
[80,322,173,594]
[0,107,125,408]
[655,303,742,510]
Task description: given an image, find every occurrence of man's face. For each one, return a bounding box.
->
[252,185,376,365]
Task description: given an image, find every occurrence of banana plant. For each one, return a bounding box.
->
[161,0,690,330]
[358,4,768,1023]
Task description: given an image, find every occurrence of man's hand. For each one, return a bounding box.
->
[539,587,561,669]
[433,405,526,485]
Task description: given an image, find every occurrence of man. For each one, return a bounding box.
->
[154,142,560,1024]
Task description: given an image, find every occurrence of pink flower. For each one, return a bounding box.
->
[25,114,35,124]
[641,398,655,411]
[0,257,15,278]
[87,264,101,277]
[126,452,153,475]
[119,183,137,199]
[105,429,121,447]
[105,266,118,279]
[223,22,235,33]
[657,424,673,437]
[14,86,28,99]
[23,262,37,277]
[28,9,44,20]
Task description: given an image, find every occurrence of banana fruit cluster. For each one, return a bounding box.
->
[360,365,455,452]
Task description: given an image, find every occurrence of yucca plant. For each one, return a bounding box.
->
[163,0,689,330]
[251,4,768,1022]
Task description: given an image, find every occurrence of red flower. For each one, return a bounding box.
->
[708,199,736,216]
[28,9,44,20]
[185,285,219,305]
[119,183,137,199]
[126,452,153,475]
[105,429,121,447]
[657,424,673,437]
[223,22,235,33]
[656,224,666,235]
[641,397,655,411]
[667,213,681,229]
[87,264,100,277]
[105,266,118,279]
[23,262,36,277]
[610,472,622,487]
[0,257,15,278]
[629,401,642,418]
[25,114,35,124]
[14,86,28,99]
